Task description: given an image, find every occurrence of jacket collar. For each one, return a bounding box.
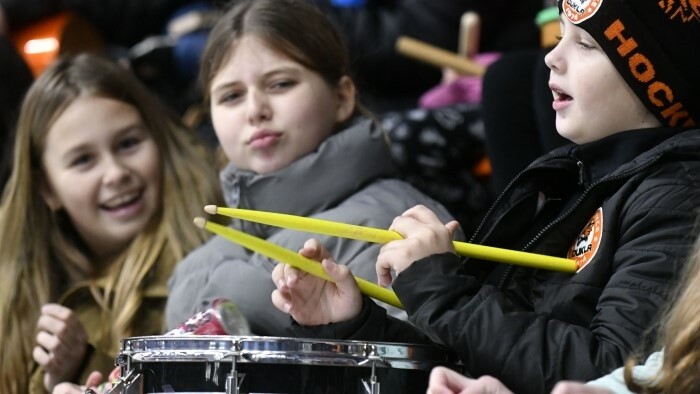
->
[548,127,698,186]
[219,119,397,238]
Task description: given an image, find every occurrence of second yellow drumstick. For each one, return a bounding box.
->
[205,206,579,273]
[193,217,404,309]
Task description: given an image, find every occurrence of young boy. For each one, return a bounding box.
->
[271,1,700,393]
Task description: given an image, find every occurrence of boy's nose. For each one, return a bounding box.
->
[544,45,563,72]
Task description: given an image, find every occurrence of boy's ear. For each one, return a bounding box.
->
[39,177,62,211]
[334,75,356,124]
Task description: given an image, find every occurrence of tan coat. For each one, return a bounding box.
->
[28,254,172,393]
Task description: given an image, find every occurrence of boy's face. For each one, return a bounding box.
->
[544,17,660,144]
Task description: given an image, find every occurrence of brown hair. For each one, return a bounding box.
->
[0,53,221,393]
[199,0,350,105]
[199,0,370,166]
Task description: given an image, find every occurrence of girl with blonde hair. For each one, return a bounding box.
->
[0,53,221,393]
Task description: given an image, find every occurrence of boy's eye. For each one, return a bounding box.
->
[577,41,594,50]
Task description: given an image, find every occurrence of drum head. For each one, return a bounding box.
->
[237,336,453,370]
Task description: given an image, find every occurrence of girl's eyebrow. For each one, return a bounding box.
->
[262,66,302,78]
[211,81,237,96]
[212,66,302,95]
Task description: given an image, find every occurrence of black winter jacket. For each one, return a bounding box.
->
[293,127,700,393]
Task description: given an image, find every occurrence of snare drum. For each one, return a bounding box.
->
[108,335,459,394]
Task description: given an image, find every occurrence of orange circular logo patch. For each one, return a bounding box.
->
[564,0,603,24]
[568,207,603,272]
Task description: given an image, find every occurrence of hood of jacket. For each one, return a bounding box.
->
[219,119,397,238]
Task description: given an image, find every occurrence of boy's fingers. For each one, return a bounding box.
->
[445,220,461,238]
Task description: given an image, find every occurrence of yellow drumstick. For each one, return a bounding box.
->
[193,217,404,309]
[204,205,579,273]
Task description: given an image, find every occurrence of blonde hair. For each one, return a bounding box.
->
[624,224,700,393]
[0,54,221,393]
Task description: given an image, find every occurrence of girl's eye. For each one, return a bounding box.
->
[226,92,243,102]
[270,80,295,91]
[119,136,142,150]
[70,154,92,168]
[216,90,243,105]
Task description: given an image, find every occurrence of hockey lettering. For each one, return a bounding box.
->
[604,19,695,127]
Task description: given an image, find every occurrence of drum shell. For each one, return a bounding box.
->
[113,335,461,393]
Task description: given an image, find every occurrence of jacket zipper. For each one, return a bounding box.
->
[495,154,663,290]
[468,154,570,244]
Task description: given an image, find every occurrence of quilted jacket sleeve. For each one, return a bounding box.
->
[392,175,700,393]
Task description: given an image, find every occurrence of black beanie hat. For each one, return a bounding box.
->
[558,0,699,128]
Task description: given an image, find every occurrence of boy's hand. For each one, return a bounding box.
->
[377,205,460,286]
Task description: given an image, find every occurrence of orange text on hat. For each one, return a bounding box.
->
[604,19,695,127]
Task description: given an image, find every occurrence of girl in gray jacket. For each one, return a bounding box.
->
[164,0,458,336]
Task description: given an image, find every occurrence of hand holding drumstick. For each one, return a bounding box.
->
[377,205,461,286]
[271,205,460,325]
[272,239,363,326]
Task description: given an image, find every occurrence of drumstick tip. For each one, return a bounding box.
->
[204,205,218,214]
[193,217,207,228]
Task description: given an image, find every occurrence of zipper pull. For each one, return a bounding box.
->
[577,160,585,185]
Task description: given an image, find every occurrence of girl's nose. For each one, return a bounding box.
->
[246,90,272,124]
[102,156,131,187]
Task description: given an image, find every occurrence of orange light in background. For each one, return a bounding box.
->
[11,12,104,77]
[23,37,60,54]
